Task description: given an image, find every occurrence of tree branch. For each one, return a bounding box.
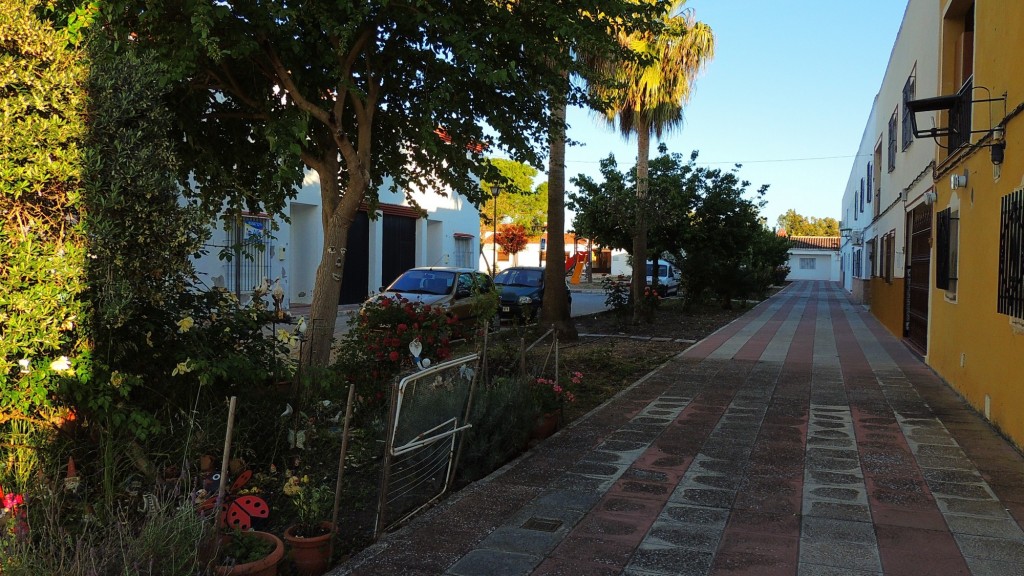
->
[261,37,332,127]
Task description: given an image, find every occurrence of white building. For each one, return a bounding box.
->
[193,173,481,308]
[838,0,939,346]
[786,236,840,282]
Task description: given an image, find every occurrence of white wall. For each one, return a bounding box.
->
[787,251,840,282]
[192,170,481,308]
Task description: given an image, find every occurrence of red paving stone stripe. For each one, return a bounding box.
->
[682,284,803,359]
[711,289,816,575]
[828,290,972,574]
[541,367,753,574]
[732,289,803,362]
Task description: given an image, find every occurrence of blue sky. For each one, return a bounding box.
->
[561,0,909,229]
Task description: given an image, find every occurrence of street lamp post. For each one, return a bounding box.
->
[491,183,500,275]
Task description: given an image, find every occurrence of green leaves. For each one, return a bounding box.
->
[1,0,88,421]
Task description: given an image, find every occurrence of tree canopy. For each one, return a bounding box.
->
[569,143,696,260]
[105,0,669,365]
[479,158,548,235]
[570,146,789,308]
[777,209,840,236]
[588,0,713,322]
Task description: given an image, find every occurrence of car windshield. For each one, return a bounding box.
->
[387,270,455,295]
[494,269,543,287]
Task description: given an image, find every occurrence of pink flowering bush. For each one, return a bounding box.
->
[0,485,28,541]
[532,371,581,413]
[332,295,455,415]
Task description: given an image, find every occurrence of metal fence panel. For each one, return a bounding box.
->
[375,354,479,536]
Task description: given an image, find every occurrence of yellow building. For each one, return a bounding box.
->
[908,1,1024,446]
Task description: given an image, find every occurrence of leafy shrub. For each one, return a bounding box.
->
[601,275,631,313]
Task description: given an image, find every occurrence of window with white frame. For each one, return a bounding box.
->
[799,258,816,270]
[902,71,916,150]
[887,108,898,172]
[454,236,473,268]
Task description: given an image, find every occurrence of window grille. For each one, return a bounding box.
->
[888,109,898,172]
[948,77,973,151]
[998,188,1024,318]
[866,163,873,204]
[886,231,896,283]
[936,208,959,292]
[860,178,865,213]
[799,258,816,270]
[867,237,877,276]
[853,248,862,278]
[224,214,274,301]
[902,74,916,150]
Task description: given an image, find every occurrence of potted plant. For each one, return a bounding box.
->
[530,372,580,441]
[215,530,285,576]
[282,474,335,576]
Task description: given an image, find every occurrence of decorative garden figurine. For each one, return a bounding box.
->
[409,338,431,370]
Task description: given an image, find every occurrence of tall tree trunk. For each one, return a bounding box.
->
[304,166,367,367]
[631,121,650,324]
[541,85,577,340]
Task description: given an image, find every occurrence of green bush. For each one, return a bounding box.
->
[1,0,90,492]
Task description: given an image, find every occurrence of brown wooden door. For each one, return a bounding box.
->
[904,203,932,353]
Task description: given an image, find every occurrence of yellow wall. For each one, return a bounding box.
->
[869,277,905,338]
[928,1,1024,447]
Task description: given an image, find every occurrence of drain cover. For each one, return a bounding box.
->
[521,517,563,532]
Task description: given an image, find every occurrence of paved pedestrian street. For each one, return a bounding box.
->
[334,281,1024,576]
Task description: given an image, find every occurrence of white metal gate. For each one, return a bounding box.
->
[375,354,479,536]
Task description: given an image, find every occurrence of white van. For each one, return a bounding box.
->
[645,261,680,296]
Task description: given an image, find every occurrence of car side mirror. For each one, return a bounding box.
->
[455,287,471,298]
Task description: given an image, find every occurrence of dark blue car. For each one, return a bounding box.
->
[494,266,571,323]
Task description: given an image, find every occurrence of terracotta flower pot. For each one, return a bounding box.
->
[215,531,284,576]
[530,409,561,441]
[284,521,334,576]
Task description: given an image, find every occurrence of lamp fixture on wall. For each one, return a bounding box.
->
[906,86,1007,166]
[950,169,968,190]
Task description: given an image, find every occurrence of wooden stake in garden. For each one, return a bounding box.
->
[213,396,238,530]
[330,384,356,536]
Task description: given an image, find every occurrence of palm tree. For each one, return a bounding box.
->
[595,1,714,322]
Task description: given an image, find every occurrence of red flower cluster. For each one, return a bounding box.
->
[340,295,457,406]
[0,484,28,539]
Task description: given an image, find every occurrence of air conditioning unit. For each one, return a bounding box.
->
[851,230,864,246]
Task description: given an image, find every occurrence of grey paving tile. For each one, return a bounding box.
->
[961,558,1024,576]
[797,563,882,576]
[644,519,721,551]
[532,489,602,512]
[799,541,881,573]
[476,526,565,556]
[945,514,1024,540]
[801,517,877,545]
[625,545,715,576]
[662,504,730,527]
[804,501,873,522]
[937,497,1012,518]
[446,549,540,576]
[955,533,1024,563]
